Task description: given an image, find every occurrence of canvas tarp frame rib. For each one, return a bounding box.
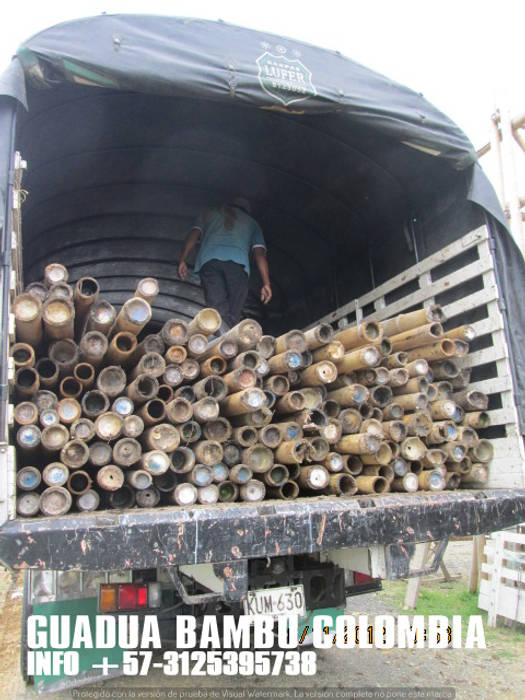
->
[0,14,524,431]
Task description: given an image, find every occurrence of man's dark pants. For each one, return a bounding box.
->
[199,259,249,329]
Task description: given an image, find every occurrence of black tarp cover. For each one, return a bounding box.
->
[1,14,525,429]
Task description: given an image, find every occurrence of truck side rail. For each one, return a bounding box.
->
[310,225,525,489]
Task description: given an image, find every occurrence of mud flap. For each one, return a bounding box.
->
[27,597,124,694]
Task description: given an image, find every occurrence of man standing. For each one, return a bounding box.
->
[178,197,272,328]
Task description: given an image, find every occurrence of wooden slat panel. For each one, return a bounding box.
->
[487,472,525,488]
[442,287,498,320]
[315,226,489,326]
[469,376,513,395]
[363,256,494,323]
[492,531,525,545]
[310,226,525,485]
[482,564,525,583]
[487,408,521,426]
[469,316,504,337]
[490,437,525,460]
[462,346,508,368]
[478,586,525,623]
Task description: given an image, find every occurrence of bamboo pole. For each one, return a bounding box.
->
[40,487,72,516]
[242,444,274,473]
[41,424,69,456]
[42,462,69,488]
[115,297,151,335]
[229,464,253,484]
[96,465,125,491]
[42,298,75,340]
[44,263,68,287]
[95,412,123,441]
[171,483,198,506]
[25,281,47,302]
[380,306,445,336]
[107,332,137,365]
[220,319,262,350]
[334,321,382,350]
[13,293,43,346]
[240,480,266,502]
[81,390,110,418]
[312,341,345,363]
[85,300,116,335]
[405,339,456,362]
[267,350,302,374]
[135,278,159,304]
[221,388,265,416]
[11,343,35,369]
[200,356,227,377]
[274,329,307,354]
[259,425,283,449]
[141,450,171,476]
[326,384,369,408]
[49,339,79,376]
[418,470,445,491]
[74,277,99,323]
[463,412,491,429]
[97,366,127,398]
[335,346,381,373]
[59,376,83,400]
[57,398,82,425]
[113,438,142,467]
[267,480,299,500]
[14,401,39,426]
[299,361,337,386]
[389,322,443,352]
[126,374,159,404]
[79,331,108,367]
[256,335,275,359]
[76,489,100,512]
[391,473,419,492]
[161,318,189,346]
[124,469,152,491]
[203,418,232,443]
[401,411,432,437]
[355,475,389,494]
[73,362,95,389]
[165,397,193,424]
[400,437,426,461]
[123,415,144,438]
[89,441,113,467]
[60,439,90,469]
[187,308,222,337]
[143,424,180,452]
[136,399,166,426]
[70,417,95,442]
[131,352,166,380]
[297,465,329,490]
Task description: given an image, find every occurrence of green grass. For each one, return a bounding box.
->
[379,580,525,660]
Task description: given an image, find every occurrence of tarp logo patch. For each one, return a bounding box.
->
[256,52,316,106]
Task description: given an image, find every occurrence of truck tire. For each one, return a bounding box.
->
[20,571,33,685]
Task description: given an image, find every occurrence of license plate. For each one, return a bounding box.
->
[243,584,306,617]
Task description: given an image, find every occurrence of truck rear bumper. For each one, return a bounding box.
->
[1,489,524,571]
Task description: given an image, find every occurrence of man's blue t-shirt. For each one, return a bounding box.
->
[192,205,266,276]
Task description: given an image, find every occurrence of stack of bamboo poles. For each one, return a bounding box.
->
[11,264,492,517]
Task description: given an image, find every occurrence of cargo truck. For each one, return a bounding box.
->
[1,15,525,693]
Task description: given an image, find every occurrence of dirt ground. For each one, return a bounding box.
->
[1,541,524,700]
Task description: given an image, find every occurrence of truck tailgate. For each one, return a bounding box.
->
[1,489,524,571]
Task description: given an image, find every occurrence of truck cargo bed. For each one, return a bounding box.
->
[1,489,524,571]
